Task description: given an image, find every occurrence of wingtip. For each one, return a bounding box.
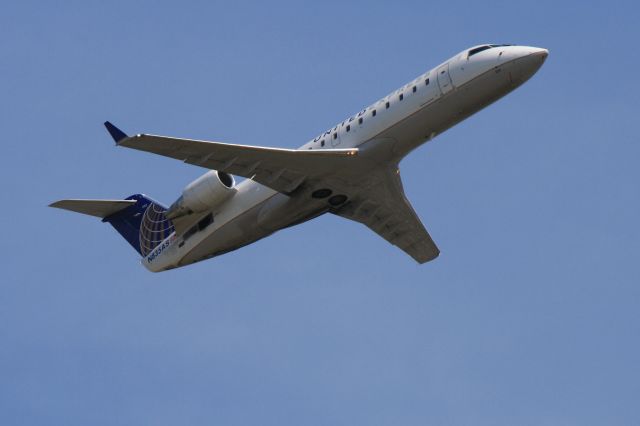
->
[104,121,128,144]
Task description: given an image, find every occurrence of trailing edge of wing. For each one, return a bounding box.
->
[114,132,358,194]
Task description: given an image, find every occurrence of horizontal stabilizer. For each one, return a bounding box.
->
[49,199,136,218]
[50,194,175,256]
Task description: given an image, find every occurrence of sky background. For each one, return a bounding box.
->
[1,1,639,425]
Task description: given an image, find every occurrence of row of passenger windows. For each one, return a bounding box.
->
[311,77,431,147]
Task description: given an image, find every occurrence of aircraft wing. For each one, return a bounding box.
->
[104,122,438,264]
[106,122,357,194]
[333,168,440,264]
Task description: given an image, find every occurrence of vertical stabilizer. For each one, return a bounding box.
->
[102,194,175,256]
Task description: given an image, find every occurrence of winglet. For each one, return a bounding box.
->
[104,121,128,143]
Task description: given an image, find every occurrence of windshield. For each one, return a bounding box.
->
[468,44,513,58]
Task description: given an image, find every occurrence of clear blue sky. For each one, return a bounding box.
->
[2,1,638,425]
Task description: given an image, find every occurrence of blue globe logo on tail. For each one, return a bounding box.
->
[103,194,175,257]
[139,202,175,257]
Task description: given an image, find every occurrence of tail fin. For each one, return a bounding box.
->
[50,194,175,256]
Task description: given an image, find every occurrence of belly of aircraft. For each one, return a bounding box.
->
[176,203,265,266]
[176,192,327,267]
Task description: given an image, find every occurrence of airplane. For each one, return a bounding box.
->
[50,44,548,272]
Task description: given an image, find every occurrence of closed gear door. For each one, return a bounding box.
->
[437,63,453,94]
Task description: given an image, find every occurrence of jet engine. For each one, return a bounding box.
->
[165,170,236,220]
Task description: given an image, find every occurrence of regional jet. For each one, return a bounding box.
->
[50,44,548,272]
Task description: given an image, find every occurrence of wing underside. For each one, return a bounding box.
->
[106,123,439,264]
[334,169,440,264]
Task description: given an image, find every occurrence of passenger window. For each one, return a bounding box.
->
[372,109,377,117]
[321,140,325,147]
[358,117,363,124]
[333,133,337,140]
[412,86,417,93]
[425,78,429,86]
[346,125,350,132]
[399,93,404,101]
[386,101,390,109]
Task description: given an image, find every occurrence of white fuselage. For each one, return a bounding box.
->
[145,45,548,272]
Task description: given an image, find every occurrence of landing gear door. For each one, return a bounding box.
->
[437,63,453,95]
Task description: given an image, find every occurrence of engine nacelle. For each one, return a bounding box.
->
[165,170,236,220]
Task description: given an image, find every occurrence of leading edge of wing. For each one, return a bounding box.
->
[104,122,358,193]
[117,133,358,158]
[104,120,357,157]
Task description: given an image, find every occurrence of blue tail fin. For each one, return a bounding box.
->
[102,194,175,256]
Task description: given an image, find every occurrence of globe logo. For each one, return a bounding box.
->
[139,203,175,257]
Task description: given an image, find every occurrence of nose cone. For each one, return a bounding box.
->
[510,46,548,84]
[530,47,549,61]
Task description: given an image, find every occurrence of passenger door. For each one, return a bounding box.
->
[436,63,453,95]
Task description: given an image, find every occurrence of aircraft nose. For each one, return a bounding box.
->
[509,47,548,84]
[532,47,549,60]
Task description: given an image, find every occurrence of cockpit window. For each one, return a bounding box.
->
[468,44,513,58]
[468,45,492,57]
